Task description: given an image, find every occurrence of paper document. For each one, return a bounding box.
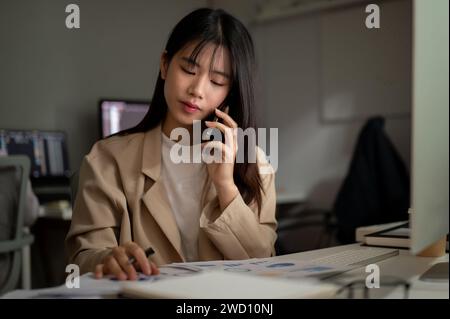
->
[170,258,353,279]
[122,270,339,299]
[2,273,122,299]
[2,257,348,299]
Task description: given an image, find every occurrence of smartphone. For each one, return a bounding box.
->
[201,99,228,142]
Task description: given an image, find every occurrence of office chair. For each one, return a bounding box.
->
[0,155,35,295]
[333,117,410,243]
[275,204,338,255]
[275,116,410,252]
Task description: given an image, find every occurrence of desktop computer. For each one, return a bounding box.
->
[409,0,448,278]
[0,129,71,202]
[0,129,70,180]
[99,99,150,138]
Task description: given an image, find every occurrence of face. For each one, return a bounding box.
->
[160,41,232,133]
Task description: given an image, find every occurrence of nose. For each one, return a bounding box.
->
[187,75,206,99]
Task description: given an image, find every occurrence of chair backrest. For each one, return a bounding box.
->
[333,117,410,244]
[0,155,34,295]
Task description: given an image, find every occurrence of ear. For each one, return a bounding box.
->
[160,51,169,80]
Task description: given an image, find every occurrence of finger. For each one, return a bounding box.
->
[202,140,223,152]
[95,264,104,279]
[113,247,138,280]
[104,255,127,281]
[202,141,234,163]
[204,124,236,156]
[233,127,238,154]
[222,141,235,163]
[205,121,236,145]
[215,107,237,128]
[205,120,228,132]
[216,107,237,128]
[150,262,160,275]
[125,243,151,276]
[201,141,224,163]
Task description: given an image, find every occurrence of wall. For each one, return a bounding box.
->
[0,0,206,172]
[0,0,413,210]
[215,0,412,209]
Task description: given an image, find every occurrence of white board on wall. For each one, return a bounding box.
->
[319,0,412,122]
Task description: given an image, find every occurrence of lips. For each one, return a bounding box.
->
[181,101,200,114]
[182,101,200,110]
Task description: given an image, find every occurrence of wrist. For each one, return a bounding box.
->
[214,181,237,193]
[214,182,239,212]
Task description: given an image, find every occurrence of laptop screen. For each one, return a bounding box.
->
[0,129,70,179]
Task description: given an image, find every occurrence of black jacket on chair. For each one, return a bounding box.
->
[334,117,410,244]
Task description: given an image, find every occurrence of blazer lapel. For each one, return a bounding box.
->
[140,124,184,260]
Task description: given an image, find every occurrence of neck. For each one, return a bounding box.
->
[162,115,193,144]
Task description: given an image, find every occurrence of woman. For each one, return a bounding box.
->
[66,8,277,281]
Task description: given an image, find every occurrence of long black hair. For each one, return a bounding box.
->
[120,8,264,212]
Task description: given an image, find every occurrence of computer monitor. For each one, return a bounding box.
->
[409,0,448,260]
[0,129,71,180]
[99,99,150,138]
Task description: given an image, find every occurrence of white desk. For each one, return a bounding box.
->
[5,243,448,299]
[276,243,449,299]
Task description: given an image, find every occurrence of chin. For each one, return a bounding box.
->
[175,114,198,126]
[169,103,204,126]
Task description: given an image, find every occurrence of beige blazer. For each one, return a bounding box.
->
[65,124,277,274]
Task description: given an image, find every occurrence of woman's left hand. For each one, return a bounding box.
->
[201,107,238,189]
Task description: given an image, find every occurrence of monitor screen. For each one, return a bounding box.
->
[99,99,150,138]
[0,129,71,179]
[410,0,448,256]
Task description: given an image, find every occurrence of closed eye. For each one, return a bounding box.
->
[182,66,225,86]
[181,66,195,75]
[211,81,225,87]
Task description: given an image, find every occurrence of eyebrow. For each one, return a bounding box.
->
[181,57,230,79]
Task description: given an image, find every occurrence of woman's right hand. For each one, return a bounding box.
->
[94,242,160,281]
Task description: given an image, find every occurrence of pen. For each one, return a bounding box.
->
[128,247,155,265]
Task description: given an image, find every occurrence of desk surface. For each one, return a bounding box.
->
[276,243,449,299]
[4,243,448,299]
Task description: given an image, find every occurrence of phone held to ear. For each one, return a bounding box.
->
[201,102,227,142]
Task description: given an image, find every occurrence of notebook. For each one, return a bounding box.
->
[121,270,338,299]
[364,222,410,248]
